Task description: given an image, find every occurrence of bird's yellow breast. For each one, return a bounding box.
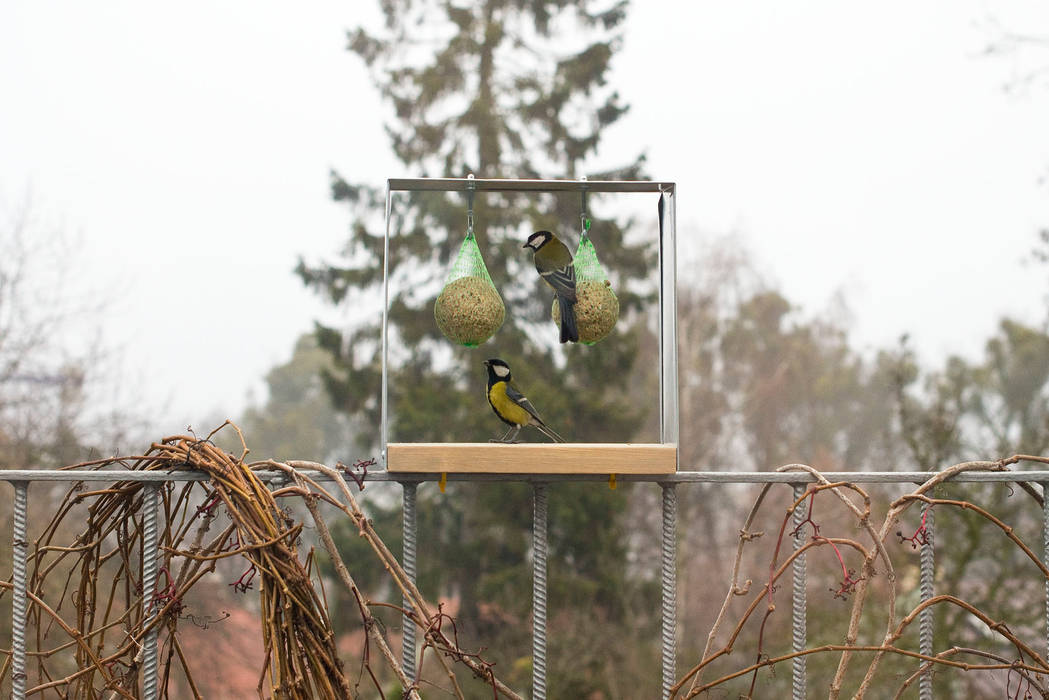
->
[488,381,532,426]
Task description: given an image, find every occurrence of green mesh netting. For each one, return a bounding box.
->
[574,225,611,283]
[434,230,505,347]
[445,231,496,286]
[555,219,619,345]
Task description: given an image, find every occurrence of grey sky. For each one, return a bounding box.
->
[1,1,1047,431]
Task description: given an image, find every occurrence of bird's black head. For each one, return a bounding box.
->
[483,358,512,382]
[523,230,553,252]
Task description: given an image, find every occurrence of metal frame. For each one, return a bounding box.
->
[381,177,679,463]
[4,468,1049,699]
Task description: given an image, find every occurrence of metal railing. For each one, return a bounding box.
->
[3,467,1049,699]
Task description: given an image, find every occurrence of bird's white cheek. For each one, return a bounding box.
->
[493,366,510,378]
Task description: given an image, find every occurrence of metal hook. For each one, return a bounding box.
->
[580,177,590,235]
[466,175,476,236]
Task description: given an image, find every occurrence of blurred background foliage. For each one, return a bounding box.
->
[273,1,1049,696]
[2,0,1049,697]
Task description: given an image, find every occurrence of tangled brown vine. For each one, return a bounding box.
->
[673,456,1049,699]
[4,425,1049,698]
[0,423,521,699]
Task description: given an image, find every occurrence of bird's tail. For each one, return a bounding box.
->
[536,422,566,443]
[558,295,579,344]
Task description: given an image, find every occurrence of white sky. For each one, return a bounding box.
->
[1,1,1047,432]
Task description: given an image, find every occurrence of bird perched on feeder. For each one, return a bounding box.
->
[483,358,565,443]
[524,230,579,343]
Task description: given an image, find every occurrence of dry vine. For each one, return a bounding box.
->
[0,423,522,699]
[673,455,1049,699]
[4,424,1049,698]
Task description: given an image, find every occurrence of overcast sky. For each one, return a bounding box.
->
[2,1,1047,433]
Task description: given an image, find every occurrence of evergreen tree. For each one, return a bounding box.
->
[297,1,662,694]
[298,0,651,449]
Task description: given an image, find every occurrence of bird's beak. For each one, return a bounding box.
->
[483,360,490,366]
[522,242,531,249]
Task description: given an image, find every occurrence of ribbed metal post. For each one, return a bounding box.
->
[140,485,160,700]
[918,502,935,700]
[11,482,29,700]
[660,483,677,699]
[1043,482,1049,665]
[402,482,418,680]
[791,484,808,700]
[532,483,549,700]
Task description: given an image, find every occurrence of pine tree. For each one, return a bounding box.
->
[298,1,663,693]
[297,0,653,447]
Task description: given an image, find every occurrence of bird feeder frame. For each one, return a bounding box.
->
[382,177,678,474]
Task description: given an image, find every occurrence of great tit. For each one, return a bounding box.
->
[523,230,579,343]
[483,358,565,443]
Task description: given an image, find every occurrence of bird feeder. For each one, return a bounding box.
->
[433,186,504,346]
[551,192,619,345]
[381,177,678,476]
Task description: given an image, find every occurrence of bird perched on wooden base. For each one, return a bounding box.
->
[483,358,565,443]
[524,230,579,343]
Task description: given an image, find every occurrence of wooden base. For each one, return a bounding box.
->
[386,443,677,474]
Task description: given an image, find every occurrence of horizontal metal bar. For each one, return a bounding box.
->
[0,470,214,483]
[387,177,674,194]
[2,469,1048,485]
[359,470,1049,484]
